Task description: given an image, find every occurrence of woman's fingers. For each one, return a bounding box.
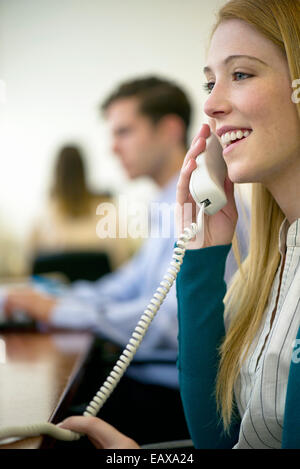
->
[190,123,211,147]
[58,416,140,449]
[176,127,211,229]
[177,136,208,206]
[176,159,196,206]
[183,136,207,169]
[183,130,209,170]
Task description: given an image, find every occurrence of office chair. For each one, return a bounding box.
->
[32,250,111,283]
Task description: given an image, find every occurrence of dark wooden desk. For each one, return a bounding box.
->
[0,331,94,449]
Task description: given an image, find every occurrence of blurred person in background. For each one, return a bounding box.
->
[26,145,134,272]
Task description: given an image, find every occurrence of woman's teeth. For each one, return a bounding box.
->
[221,129,251,147]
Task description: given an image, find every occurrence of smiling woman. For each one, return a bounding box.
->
[203,21,300,187]
[174,0,300,450]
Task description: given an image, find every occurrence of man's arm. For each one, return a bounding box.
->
[3,242,147,323]
[4,238,179,356]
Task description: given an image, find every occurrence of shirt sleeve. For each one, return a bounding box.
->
[176,244,240,449]
[50,242,179,358]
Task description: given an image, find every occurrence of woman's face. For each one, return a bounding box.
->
[204,19,300,186]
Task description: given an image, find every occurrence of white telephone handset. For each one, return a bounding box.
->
[0,132,227,444]
[189,133,227,215]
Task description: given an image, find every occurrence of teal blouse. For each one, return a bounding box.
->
[176,244,300,449]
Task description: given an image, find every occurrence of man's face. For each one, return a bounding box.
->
[106,97,166,180]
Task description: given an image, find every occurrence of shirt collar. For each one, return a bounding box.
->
[153,172,179,204]
[279,218,300,254]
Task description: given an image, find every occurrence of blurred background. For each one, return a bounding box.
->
[0,0,228,278]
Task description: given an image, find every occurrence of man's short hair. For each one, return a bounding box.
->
[101,76,192,146]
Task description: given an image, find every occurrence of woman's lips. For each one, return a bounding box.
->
[223,135,248,156]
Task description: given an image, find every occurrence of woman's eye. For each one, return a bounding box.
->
[203,72,253,94]
[233,72,253,81]
[203,82,215,94]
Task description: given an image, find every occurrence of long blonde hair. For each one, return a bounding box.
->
[213,0,300,430]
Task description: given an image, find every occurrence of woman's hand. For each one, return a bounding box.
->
[175,123,238,249]
[58,416,140,449]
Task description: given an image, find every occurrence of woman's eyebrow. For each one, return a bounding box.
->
[203,54,268,74]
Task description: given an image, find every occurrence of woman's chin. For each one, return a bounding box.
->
[227,166,256,185]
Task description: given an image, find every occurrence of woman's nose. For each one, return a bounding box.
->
[204,84,232,119]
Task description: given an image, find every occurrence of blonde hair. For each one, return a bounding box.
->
[212,0,300,429]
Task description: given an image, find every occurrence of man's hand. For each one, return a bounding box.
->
[4,288,56,323]
[58,416,140,449]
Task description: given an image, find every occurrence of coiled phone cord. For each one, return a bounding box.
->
[0,204,205,444]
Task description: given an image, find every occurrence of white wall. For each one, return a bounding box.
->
[0,0,226,243]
